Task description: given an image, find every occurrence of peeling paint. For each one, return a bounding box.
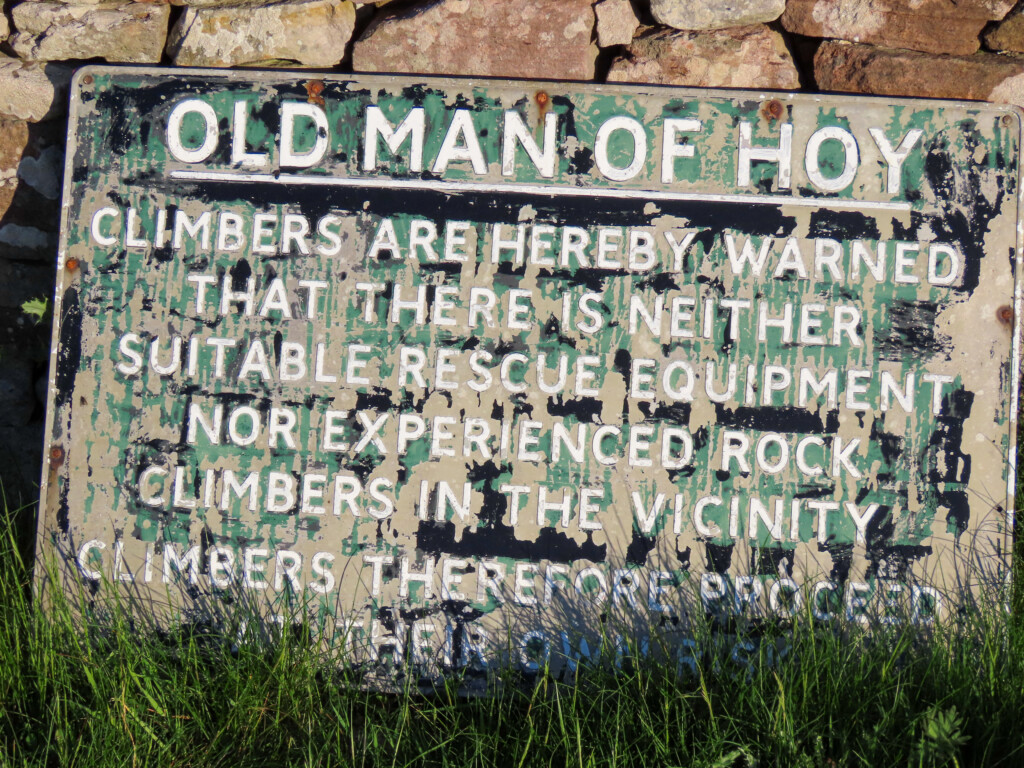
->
[37,68,1023,679]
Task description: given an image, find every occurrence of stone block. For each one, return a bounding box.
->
[986,7,1024,53]
[607,24,800,90]
[782,0,1016,56]
[0,116,63,264]
[0,55,73,122]
[650,0,786,31]
[352,0,598,81]
[10,1,171,63]
[595,0,639,47]
[814,40,1024,107]
[167,0,356,67]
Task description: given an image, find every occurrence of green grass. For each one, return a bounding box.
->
[2,500,1024,767]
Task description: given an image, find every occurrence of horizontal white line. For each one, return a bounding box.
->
[169,169,913,212]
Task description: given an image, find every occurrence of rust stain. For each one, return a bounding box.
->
[306,80,326,108]
[535,90,549,124]
[762,99,784,121]
[49,445,64,467]
[997,304,1013,326]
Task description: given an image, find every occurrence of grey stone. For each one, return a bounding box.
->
[18,146,62,200]
[353,0,598,81]
[0,55,72,122]
[650,0,786,31]
[814,40,1024,108]
[169,0,281,6]
[167,0,356,68]
[986,7,1024,53]
[0,224,52,250]
[595,0,639,47]
[0,116,63,263]
[608,24,800,89]
[782,0,1016,57]
[10,1,171,63]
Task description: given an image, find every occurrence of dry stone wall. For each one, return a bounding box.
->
[1,0,1024,500]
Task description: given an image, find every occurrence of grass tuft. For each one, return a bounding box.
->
[4,501,1024,767]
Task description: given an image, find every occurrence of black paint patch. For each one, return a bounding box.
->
[412,458,607,563]
[356,388,394,412]
[634,271,680,293]
[625,530,657,566]
[546,396,602,421]
[864,507,933,580]
[54,288,82,410]
[414,519,607,563]
[938,490,971,539]
[56,482,70,535]
[704,542,734,573]
[869,419,903,469]
[567,147,594,175]
[640,402,691,424]
[751,547,795,578]
[926,389,973,487]
[915,128,1006,295]
[807,208,881,241]
[874,300,951,362]
[674,546,691,571]
[541,316,577,348]
[713,404,833,434]
[467,460,509,528]
[818,541,852,583]
[794,485,836,499]
[612,349,631,378]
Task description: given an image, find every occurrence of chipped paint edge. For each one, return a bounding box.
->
[34,63,1024,608]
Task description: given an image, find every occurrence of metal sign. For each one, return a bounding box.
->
[40,66,1022,675]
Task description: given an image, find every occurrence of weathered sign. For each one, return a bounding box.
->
[40,67,1022,675]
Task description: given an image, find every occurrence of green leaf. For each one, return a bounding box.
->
[21,297,49,323]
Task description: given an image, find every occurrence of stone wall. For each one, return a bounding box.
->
[2,0,1024,501]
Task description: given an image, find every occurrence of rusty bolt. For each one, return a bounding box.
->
[1003,114,1015,127]
[535,91,550,108]
[306,80,325,107]
[81,74,93,86]
[763,99,784,121]
[997,305,1014,326]
[50,445,64,465]
[65,257,80,272]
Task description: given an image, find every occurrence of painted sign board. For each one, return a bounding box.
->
[40,66,1022,677]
